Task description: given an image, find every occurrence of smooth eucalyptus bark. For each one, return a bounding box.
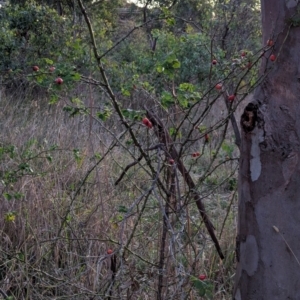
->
[234,1,300,299]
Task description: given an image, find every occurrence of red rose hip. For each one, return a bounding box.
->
[55,77,63,85]
[228,94,235,102]
[199,274,206,281]
[215,83,222,90]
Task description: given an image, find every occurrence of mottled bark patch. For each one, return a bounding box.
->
[240,235,259,276]
[286,0,298,9]
[282,152,298,188]
[234,288,242,300]
[250,127,264,181]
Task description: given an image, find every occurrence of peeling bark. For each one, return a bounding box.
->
[234,1,300,299]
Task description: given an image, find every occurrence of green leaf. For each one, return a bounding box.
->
[19,163,33,173]
[228,178,237,191]
[197,125,207,133]
[161,7,171,16]
[97,107,113,121]
[73,149,81,162]
[36,74,44,83]
[190,276,206,297]
[66,214,72,223]
[43,58,54,65]
[118,205,128,213]
[72,72,81,81]
[177,95,189,108]
[94,153,101,160]
[172,59,181,69]
[50,144,58,151]
[4,193,12,200]
[125,139,133,146]
[71,97,83,105]
[161,91,174,108]
[49,94,59,105]
[221,141,234,157]
[121,109,144,121]
[179,83,195,92]
[166,53,176,63]
[14,192,24,200]
[0,147,4,159]
[169,127,182,138]
[25,138,37,149]
[17,252,25,261]
[141,81,154,92]
[166,18,175,26]
[121,87,131,97]
[156,65,165,73]
[63,106,82,117]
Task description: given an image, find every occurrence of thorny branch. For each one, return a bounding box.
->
[145,109,225,260]
[77,0,170,199]
[115,154,143,185]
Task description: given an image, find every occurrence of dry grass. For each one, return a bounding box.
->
[0,84,242,299]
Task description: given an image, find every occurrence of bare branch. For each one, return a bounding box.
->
[115,154,143,185]
[146,109,225,260]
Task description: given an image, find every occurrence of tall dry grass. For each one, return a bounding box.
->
[0,83,245,299]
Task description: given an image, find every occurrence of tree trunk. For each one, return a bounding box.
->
[234,1,300,299]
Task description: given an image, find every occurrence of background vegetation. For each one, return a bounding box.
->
[0,0,262,298]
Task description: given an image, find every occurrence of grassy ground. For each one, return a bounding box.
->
[0,85,240,299]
